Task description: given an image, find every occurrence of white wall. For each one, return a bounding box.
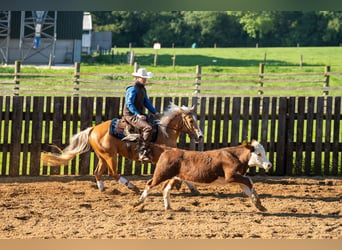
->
[5,38,81,64]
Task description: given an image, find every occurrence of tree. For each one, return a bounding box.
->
[90,11,342,48]
[182,11,247,47]
[142,11,186,47]
[320,11,342,44]
[231,11,275,41]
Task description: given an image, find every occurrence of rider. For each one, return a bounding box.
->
[123,68,161,162]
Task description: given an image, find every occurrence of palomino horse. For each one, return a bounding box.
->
[134,140,272,212]
[41,103,203,193]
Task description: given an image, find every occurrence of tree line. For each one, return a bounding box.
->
[91,11,342,48]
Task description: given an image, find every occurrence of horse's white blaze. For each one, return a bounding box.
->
[191,113,204,139]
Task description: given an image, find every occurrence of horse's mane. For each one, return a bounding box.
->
[158,102,192,137]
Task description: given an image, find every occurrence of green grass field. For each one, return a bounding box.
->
[83,47,342,96]
[106,46,342,69]
[1,47,342,96]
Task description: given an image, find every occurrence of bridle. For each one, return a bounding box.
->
[181,113,197,135]
[158,112,196,135]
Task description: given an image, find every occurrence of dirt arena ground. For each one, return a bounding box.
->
[0,175,341,239]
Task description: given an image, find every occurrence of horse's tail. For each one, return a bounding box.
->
[41,127,93,166]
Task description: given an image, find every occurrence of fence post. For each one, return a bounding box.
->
[258,63,264,95]
[195,65,201,94]
[130,50,134,66]
[323,66,330,96]
[133,62,139,72]
[14,60,21,96]
[73,62,80,96]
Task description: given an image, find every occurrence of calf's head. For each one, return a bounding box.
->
[243,140,272,170]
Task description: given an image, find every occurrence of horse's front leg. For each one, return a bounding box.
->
[117,175,140,194]
[101,154,139,194]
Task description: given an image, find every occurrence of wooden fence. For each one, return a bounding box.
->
[1,61,342,97]
[0,95,341,177]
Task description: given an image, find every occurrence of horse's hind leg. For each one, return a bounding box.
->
[93,158,107,192]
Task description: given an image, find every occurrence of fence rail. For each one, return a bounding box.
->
[0,95,341,177]
[1,62,342,97]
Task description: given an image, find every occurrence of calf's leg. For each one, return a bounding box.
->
[227,174,267,212]
[163,178,179,210]
[184,181,200,195]
[133,179,153,207]
[169,179,200,195]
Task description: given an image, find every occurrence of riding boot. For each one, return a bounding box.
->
[138,141,151,162]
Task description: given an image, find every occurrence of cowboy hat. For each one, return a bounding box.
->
[132,68,153,79]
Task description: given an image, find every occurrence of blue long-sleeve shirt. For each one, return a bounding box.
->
[125,86,158,115]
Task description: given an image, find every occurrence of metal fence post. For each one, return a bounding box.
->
[73,62,80,96]
[195,65,201,94]
[134,62,139,73]
[324,65,330,96]
[14,60,21,96]
[258,63,264,95]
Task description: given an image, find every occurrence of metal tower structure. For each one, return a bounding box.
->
[0,11,11,64]
[19,10,57,64]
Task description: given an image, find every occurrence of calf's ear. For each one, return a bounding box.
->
[242,140,254,152]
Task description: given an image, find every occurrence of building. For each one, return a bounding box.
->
[0,11,83,65]
[82,12,92,55]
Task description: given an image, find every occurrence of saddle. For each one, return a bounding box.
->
[108,117,158,142]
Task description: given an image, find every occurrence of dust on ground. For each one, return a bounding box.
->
[0,175,341,239]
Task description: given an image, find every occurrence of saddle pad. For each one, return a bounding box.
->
[109,118,126,139]
[109,118,159,142]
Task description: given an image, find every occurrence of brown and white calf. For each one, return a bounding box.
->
[134,140,272,212]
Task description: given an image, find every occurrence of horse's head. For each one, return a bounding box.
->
[243,140,272,170]
[180,105,203,142]
[159,103,203,142]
